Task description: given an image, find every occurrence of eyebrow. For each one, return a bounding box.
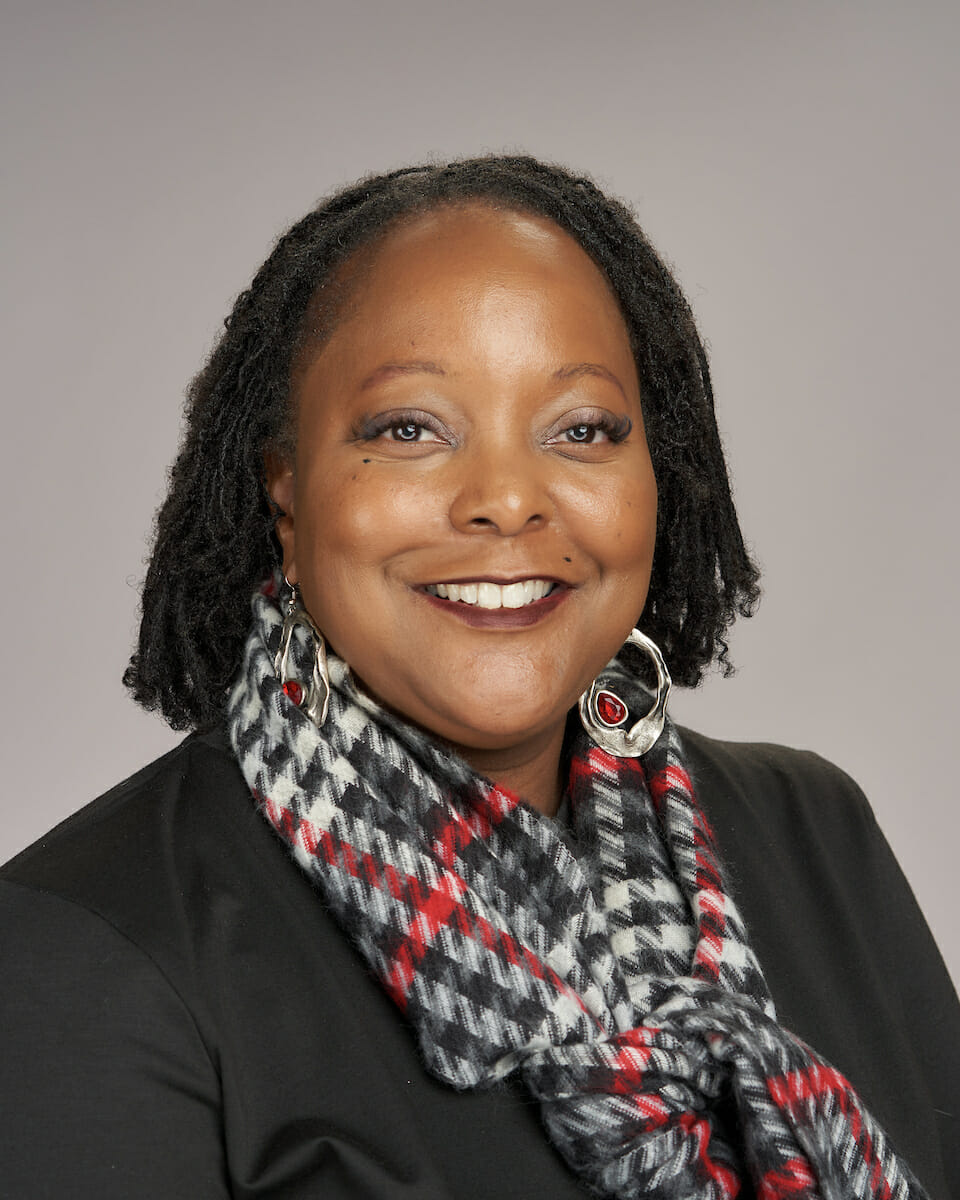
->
[552,363,627,400]
[359,361,446,391]
[358,359,627,399]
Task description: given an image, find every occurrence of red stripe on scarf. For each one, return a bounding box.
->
[385,887,587,1012]
[429,783,519,870]
[601,1034,742,1196]
[384,873,470,1002]
[758,1157,817,1199]
[768,1062,851,1110]
[607,1030,655,1094]
[767,1065,893,1200]
[569,746,646,789]
[678,1111,741,1197]
[690,800,728,983]
[693,869,726,982]
[258,797,583,1015]
[647,763,695,812]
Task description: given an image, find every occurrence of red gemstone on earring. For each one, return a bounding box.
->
[282,681,304,706]
[596,690,627,726]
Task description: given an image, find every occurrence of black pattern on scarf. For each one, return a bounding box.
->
[227,589,927,1200]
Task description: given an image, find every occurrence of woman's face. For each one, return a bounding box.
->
[269,203,658,757]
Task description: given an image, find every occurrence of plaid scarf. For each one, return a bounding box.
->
[227,589,927,1199]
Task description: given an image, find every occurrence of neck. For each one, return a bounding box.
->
[453,720,568,817]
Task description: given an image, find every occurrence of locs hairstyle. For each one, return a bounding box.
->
[125,155,760,731]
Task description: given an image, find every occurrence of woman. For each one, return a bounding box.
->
[1,156,957,1198]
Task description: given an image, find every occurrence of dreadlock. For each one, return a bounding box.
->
[124,154,760,731]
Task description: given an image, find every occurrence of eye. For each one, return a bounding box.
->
[386,420,441,443]
[564,423,602,444]
[546,411,632,448]
[354,409,450,446]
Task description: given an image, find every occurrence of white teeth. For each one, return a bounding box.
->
[426,579,555,609]
[477,582,501,609]
[501,582,526,609]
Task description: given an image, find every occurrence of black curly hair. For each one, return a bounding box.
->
[124,154,760,731]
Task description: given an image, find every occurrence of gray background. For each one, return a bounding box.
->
[3,0,957,987]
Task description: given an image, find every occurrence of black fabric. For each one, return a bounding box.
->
[1,727,957,1199]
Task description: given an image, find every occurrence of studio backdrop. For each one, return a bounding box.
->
[3,0,957,986]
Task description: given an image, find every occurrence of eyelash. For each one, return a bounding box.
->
[354,410,632,446]
[553,413,632,445]
[355,411,449,444]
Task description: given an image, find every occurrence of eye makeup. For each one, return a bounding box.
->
[351,409,453,445]
[545,409,633,445]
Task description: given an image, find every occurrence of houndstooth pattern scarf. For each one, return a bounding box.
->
[227,589,928,1200]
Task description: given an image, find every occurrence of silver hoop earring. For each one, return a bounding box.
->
[274,583,330,727]
[578,629,671,757]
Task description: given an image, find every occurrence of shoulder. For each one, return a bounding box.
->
[2,728,247,885]
[0,728,268,974]
[0,725,312,1075]
[673,725,893,943]
[678,724,865,799]
[676,724,876,842]
[0,734,238,1196]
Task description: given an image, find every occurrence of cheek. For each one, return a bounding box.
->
[300,464,429,553]
[560,467,658,570]
[294,467,444,622]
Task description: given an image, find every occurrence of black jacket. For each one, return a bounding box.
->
[1,727,957,1198]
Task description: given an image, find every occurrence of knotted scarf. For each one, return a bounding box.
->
[227,588,928,1199]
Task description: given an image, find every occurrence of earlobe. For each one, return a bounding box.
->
[264,451,298,584]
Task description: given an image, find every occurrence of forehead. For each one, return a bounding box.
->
[353,201,613,290]
[317,201,630,354]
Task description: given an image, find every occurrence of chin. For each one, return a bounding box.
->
[429,696,575,751]
[352,654,585,751]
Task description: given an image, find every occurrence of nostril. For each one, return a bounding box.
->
[467,513,545,532]
[450,482,552,535]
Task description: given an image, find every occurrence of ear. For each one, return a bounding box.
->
[264,449,298,585]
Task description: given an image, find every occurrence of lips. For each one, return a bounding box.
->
[418,577,571,629]
[423,579,556,609]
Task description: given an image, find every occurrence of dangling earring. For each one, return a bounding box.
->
[274,580,330,727]
[578,629,671,757]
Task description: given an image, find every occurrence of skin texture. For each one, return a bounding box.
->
[268,204,658,815]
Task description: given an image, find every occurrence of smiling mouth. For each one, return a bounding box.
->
[423,579,557,609]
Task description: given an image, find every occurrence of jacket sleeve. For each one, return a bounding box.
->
[0,880,229,1199]
[851,778,960,1193]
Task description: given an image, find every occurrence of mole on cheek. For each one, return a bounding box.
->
[362,459,371,464]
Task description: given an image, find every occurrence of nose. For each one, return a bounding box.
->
[448,442,553,536]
